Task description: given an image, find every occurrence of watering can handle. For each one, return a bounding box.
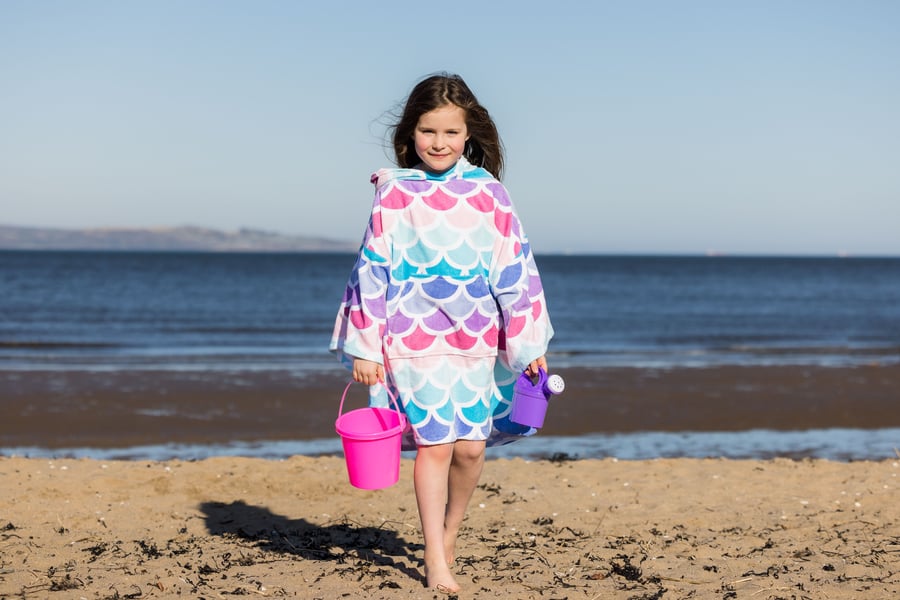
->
[520,367,547,388]
[338,380,403,419]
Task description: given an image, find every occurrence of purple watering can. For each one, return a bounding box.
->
[509,368,565,428]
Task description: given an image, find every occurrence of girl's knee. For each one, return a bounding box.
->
[453,440,486,464]
[417,443,454,464]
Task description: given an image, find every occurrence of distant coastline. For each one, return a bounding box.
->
[2,225,896,258]
[0,224,357,253]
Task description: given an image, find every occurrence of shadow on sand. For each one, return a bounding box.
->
[199,500,424,585]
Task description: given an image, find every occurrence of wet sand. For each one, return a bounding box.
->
[2,364,899,450]
[1,455,898,598]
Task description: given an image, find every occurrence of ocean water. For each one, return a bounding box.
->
[1,251,899,371]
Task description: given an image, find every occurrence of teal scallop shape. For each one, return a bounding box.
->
[403,240,440,268]
[427,218,465,247]
[401,398,429,426]
[434,399,456,423]
[391,223,419,249]
[460,401,489,424]
[415,380,449,408]
[467,223,496,251]
[450,378,480,406]
[391,258,418,281]
[424,257,464,278]
[444,242,479,271]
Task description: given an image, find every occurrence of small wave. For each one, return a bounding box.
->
[547,342,900,368]
[172,326,317,335]
[730,344,900,356]
[3,428,898,462]
[0,340,123,350]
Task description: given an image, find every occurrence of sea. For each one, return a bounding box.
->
[1,250,899,461]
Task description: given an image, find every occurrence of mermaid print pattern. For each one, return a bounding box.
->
[367,353,536,449]
[386,355,495,447]
[331,158,554,444]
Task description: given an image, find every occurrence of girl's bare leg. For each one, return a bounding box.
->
[443,439,486,563]
[414,443,458,591]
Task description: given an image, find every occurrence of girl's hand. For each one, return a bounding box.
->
[352,358,383,385]
[525,356,548,378]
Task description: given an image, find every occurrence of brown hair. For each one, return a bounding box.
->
[391,73,505,180]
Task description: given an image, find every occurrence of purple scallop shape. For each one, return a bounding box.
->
[417,415,451,442]
[486,182,511,206]
[422,277,457,300]
[465,278,491,298]
[388,312,415,334]
[399,180,433,194]
[496,262,523,289]
[445,179,478,195]
[422,310,454,332]
[464,309,492,332]
[363,297,386,319]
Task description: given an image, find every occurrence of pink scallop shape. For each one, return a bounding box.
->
[349,308,372,330]
[402,325,436,351]
[380,186,414,209]
[445,329,478,350]
[505,314,526,338]
[483,324,499,348]
[494,210,512,236]
[423,188,458,211]
[466,194,494,213]
[445,208,481,231]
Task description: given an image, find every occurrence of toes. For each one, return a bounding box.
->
[434,582,460,594]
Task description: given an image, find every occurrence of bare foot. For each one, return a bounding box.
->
[425,559,460,593]
[443,525,459,565]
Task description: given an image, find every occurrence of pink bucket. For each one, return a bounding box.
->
[335,381,407,490]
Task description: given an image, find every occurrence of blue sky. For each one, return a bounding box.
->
[2,1,898,255]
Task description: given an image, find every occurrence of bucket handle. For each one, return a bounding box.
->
[338,379,403,421]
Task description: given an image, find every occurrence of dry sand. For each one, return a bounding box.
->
[2,455,898,599]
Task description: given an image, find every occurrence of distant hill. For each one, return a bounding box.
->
[0,224,357,253]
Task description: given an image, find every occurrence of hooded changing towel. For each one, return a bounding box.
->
[330,158,554,446]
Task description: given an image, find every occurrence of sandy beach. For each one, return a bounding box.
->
[2,362,899,597]
[2,455,898,599]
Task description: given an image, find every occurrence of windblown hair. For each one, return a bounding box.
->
[391,73,505,180]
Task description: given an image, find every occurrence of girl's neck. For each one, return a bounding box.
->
[417,158,465,178]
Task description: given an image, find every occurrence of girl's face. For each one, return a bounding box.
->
[413,104,469,174]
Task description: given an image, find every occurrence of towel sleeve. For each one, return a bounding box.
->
[488,185,554,373]
[329,192,391,369]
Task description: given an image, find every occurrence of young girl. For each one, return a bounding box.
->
[330,73,554,593]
